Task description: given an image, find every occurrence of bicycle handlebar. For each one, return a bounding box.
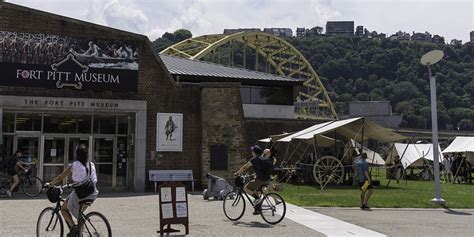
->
[43,183,74,190]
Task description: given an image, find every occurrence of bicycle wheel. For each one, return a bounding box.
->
[0,176,10,198]
[260,192,286,225]
[36,207,64,237]
[80,211,112,237]
[23,176,44,197]
[223,191,245,221]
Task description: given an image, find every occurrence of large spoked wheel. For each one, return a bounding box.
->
[23,176,44,197]
[0,176,10,198]
[223,191,245,221]
[80,211,112,237]
[260,192,286,225]
[36,207,64,237]
[313,156,345,186]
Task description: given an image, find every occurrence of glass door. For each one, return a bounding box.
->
[41,136,66,182]
[93,137,116,190]
[15,135,40,178]
[67,137,90,164]
[116,136,128,189]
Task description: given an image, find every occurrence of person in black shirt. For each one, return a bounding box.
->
[235,145,274,214]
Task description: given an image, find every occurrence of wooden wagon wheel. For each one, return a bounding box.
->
[313,155,345,186]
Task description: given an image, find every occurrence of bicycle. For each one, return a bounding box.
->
[0,168,44,197]
[36,184,112,237]
[223,174,286,225]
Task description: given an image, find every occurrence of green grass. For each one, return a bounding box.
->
[279,168,474,208]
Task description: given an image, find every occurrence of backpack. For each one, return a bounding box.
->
[261,158,275,176]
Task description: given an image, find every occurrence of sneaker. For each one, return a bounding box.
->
[6,190,12,198]
[361,204,370,209]
[252,209,262,215]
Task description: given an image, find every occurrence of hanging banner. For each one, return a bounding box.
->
[0,31,138,91]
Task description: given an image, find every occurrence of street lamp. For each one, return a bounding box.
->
[420,49,445,205]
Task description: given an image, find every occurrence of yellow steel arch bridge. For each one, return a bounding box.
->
[160,31,337,120]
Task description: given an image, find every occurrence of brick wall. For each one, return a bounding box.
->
[0,3,203,191]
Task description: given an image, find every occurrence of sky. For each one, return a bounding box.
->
[5,0,474,42]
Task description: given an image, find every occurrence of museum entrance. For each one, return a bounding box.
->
[2,111,134,191]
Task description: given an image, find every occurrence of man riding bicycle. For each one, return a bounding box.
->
[6,149,28,198]
[235,145,274,215]
[47,144,98,237]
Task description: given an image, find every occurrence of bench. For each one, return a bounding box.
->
[149,170,195,192]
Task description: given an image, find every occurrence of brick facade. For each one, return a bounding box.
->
[0,3,203,191]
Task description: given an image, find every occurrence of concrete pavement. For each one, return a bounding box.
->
[311,207,474,237]
[2,193,471,237]
[0,193,323,237]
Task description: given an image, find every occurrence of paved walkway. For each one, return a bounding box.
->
[1,193,325,236]
[311,207,474,237]
[6,193,469,237]
[286,204,385,237]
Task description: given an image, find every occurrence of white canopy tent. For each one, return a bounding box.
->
[351,140,385,166]
[442,136,474,162]
[277,117,405,143]
[386,143,443,169]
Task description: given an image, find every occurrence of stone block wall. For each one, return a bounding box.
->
[200,83,247,185]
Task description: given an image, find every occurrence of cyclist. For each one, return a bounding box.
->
[235,145,274,215]
[47,144,98,237]
[6,150,28,198]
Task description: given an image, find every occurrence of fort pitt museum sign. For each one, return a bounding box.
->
[0,31,138,91]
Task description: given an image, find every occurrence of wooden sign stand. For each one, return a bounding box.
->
[157,181,190,235]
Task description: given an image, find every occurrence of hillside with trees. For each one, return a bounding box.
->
[152,30,474,130]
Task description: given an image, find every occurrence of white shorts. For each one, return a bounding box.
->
[67,189,99,219]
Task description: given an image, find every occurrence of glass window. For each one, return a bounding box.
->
[240,87,251,104]
[261,87,294,105]
[94,115,116,134]
[2,112,15,133]
[44,114,91,134]
[76,115,92,134]
[44,114,76,133]
[240,86,294,105]
[94,138,114,163]
[15,113,42,131]
[117,115,129,135]
[1,135,14,166]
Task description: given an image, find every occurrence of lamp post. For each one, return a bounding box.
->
[420,50,445,205]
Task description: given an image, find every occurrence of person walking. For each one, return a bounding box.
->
[356,153,373,209]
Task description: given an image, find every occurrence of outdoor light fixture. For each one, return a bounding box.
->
[420,49,445,205]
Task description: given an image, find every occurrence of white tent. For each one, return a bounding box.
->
[277,117,405,143]
[442,136,474,162]
[351,140,385,165]
[386,143,443,169]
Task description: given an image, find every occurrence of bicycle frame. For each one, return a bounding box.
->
[44,200,64,232]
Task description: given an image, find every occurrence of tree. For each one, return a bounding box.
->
[174,29,192,42]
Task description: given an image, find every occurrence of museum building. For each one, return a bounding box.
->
[0,2,313,192]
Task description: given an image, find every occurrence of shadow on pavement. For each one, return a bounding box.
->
[232,221,274,228]
[442,206,472,216]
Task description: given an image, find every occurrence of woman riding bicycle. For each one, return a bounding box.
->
[47,144,98,236]
[6,149,28,198]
